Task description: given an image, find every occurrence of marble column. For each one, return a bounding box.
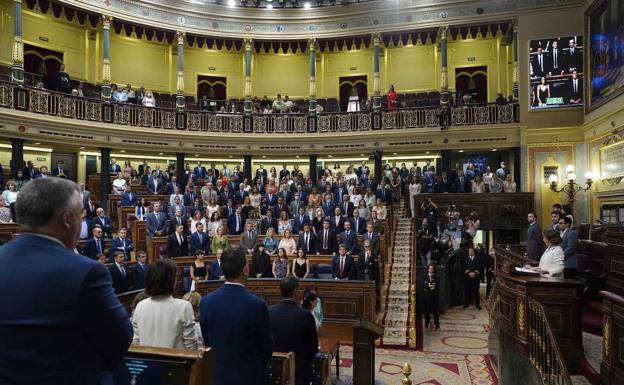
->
[101,15,113,100]
[243,38,253,114]
[308,38,317,114]
[243,155,252,182]
[10,138,24,177]
[439,26,450,106]
[309,155,318,186]
[100,148,111,209]
[11,0,24,84]
[512,21,519,101]
[176,152,186,189]
[372,33,382,111]
[176,31,186,109]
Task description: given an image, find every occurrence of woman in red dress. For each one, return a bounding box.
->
[387,85,398,111]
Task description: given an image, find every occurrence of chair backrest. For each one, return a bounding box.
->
[183,266,192,292]
[577,223,591,240]
[315,263,333,279]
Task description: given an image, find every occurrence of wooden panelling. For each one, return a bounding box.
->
[601,291,624,385]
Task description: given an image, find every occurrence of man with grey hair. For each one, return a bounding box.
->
[0,178,132,383]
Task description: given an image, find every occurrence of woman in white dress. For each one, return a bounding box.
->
[205,197,219,221]
[471,175,486,193]
[503,174,517,193]
[112,172,127,195]
[344,167,357,184]
[528,229,564,277]
[190,210,208,235]
[408,176,422,218]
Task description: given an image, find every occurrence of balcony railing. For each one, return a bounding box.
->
[0,82,520,133]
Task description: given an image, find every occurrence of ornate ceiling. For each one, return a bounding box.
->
[58,0,579,39]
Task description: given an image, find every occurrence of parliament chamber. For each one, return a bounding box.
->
[0,0,623,384]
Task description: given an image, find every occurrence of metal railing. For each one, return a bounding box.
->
[0,81,520,133]
[527,298,572,385]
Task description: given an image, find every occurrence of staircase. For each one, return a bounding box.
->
[378,200,416,348]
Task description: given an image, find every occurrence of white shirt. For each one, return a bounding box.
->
[539,246,565,277]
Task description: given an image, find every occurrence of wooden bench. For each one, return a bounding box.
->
[0,223,19,243]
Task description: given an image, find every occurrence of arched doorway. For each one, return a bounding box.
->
[197,76,227,111]
[455,66,488,104]
[338,75,368,112]
[23,44,63,90]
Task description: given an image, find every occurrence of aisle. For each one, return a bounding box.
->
[378,200,415,348]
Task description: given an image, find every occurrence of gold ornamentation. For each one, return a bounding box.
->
[603,316,610,361]
[29,90,49,113]
[402,363,412,385]
[176,31,185,45]
[101,15,112,30]
[177,70,185,95]
[518,299,526,335]
[12,36,23,67]
[102,58,111,85]
[0,84,14,107]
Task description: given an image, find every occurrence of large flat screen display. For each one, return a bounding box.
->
[529,36,584,110]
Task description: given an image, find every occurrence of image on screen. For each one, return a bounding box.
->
[529,36,583,110]
[113,357,191,385]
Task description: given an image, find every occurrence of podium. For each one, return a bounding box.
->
[352,319,384,385]
[113,345,215,385]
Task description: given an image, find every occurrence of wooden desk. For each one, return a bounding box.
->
[0,223,19,242]
[132,221,147,253]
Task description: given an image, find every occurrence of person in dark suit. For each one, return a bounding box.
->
[167,224,189,258]
[558,216,578,278]
[329,207,345,232]
[52,160,69,179]
[200,248,272,385]
[317,220,337,255]
[190,222,210,255]
[84,196,99,218]
[565,39,581,72]
[147,171,164,195]
[532,47,547,78]
[146,201,167,237]
[453,170,470,193]
[193,162,207,179]
[109,227,133,262]
[268,276,318,385]
[338,195,354,218]
[208,249,225,280]
[298,223,317,255]
[81,226,106,259]
[362,223,380,256]
[120,184,138,206]
[0,178,132,383]
[332,244,356,280]
[240,222,258,255]
[110,158,122,173]
[339,221,357,255]
[131,251,149,290]
[462,246,483,309]
[350,210,366,235]
[109,251,131,294]
[292,207,310,234]
[423,264,440,330]
[168,207,189,236]
[526,212,543,260]
[260,210,278,235]
[359,240,379,284]
[376,182,393,205]
[228,206,246,235]
[485,248,496,299]
[569,70,582,104]
[92,207,113,239]
[23,160,39,180]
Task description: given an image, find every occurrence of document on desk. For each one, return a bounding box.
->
[514,267,540,275]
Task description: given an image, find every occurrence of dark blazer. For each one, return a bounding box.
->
[190,231,210,255]
[81,237,105,259]
[92,215,113,238]
[168,215,189,236]
[184,191,198,207]
[146,211,167,237]
[108,263,130,294]
[292,214,310,234]
[240,231,258,252]
[147,178,164,194]
[193,166,207,179]
[84,201,100,218]
[23,166,39,180]
[376,188,393,205]
[322,202,335,217]
[560,228,578,269]
[329,215,345,232]
[298,231,318,255]
[332,254,356,279]
[358,249,380,281]
[228,213,247,235]
[526,222,543,260]
[272,204,289,219]
[317,228,337,254]
[208,260,224,280]
[109,237,133,262]
[120,192,137,206]
[251,252,272,278]
[260,217,278,235]
[338,201,354,218]
[268,300,319,385]
[334,186,347,202]
[264,194,278,207]
[462,255,483,277]
[131,263,149,290]
[110,163,121,173]
[234,190,248,205]
[350,216,367,235]
[361,231,380,256]
[166,232,189,258]
[222,205,236,220]
[52,166,70,179]
[453,177,470,193]
[339,230,358,255]
[0,234,132,384]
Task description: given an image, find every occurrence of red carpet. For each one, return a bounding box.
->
[582,301,603,336]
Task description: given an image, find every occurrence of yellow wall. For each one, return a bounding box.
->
[322,48,375,98]
[0,146,52,174]
[386,44,436,93]
[184,46,244,99]
[252,52,308,99]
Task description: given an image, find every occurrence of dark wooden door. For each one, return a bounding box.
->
[455,66,488,104]
[338,75,368,112]
[51,152,77,181]
[197,75,227,110]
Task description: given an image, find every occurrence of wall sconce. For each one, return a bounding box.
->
[549,164,594,214]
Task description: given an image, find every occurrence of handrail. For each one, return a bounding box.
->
[526,298,572,385]
[0,81,520,133]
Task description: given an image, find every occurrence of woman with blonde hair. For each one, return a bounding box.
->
[278,229,297,255]
[182,291,204,349]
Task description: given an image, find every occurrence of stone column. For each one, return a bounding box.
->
[308,38,317,114]
[372,33,382,111]
[10,0,24,84]
[439,26,450,106]
[176,31,186,110]
[243,155,252,182]
[176,152,186,189]
[243,38,253,114]
[101,15,113,100]
[100,148,111,209]
[309,155,318,186]
[512,21,519,101]
[10,138,24,177]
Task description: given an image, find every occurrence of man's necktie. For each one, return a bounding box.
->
[324,230,328,249]
[236,215,240,231]
[96,239,102,254]
[120,264,126,277]
[339,257,345,276]
[178,234,182,245]
[305,234,309,250]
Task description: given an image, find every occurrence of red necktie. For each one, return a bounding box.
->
[339,256,345,276]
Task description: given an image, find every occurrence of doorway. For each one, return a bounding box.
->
[197,76,227,111]
[338,75,368,112]
[23,44,64,90]
[51,152,77,181]
[455,66,488,104]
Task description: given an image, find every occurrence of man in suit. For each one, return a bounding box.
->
[201,181,218,205]
[334,181,347,204]
[228,205,246,236]
[265,189,278,208]
[339,194,354,218]
[339,221,358,255]
[260,210,278,235]
[453,170,470,192]
[0,178,132,383]
[33,165,49,179]
[462,246,483,310]
[110,227,133,262]
[147,170,164,195]
[548,40,563,76]
[526,212,543,260]
[279,164,290,180]
[566,39,581,72]
[570,70,582,104]
[350,209,366,235]
[240,222,258,255]
[190,222,210,255]
[110,158,122,173]
[278,185,291,207]
[318,220,337,255]
[52,160,69,179]
[109,251,130,294]
[221,198,235,220]
[208,249,225,280]
[168,207,189,235]
[131,251,149,289]
[138,160,149,176]
[23,160,39,180]
[559,216,578,278]
[92,207,113,239]
[298,223,317,255]
[329,207,345,232]
[289,193,305,218]
[269,276,318,385]
[332,244,356,280]
[234,184,248,205]
[167,224,189,258]
[79,208,93,240]
[255,163,268,181]
[532,47,547,78]
[272,197,288,219]
[362,223,380,256]
[322,196,335,217]
[84,196,99,218]
[146,201,167,237]
[359,240,380,285]
[376,182,393,205]
[185,186,198,207]
[219,185,233,206]
[292,206,309,234]
[82,226,105,259]
[200,248,272,385]
[78,181,90,208]
[193,161,207,179]
[120,184,137,206]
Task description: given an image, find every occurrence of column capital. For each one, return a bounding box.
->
[13,0,22,3]
[512,20,518,33]
[307,37,316,47]
[372,33,382,46]
[101,15,112,30]
[176,31,186,45]
[243,37,253,46]
[438,25,449,41]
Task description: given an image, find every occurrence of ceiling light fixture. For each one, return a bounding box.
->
[458,150,464,153]
[228,0,236,7]
[34,142,41,145]
[492,148,498,151]
[303,1,311,8]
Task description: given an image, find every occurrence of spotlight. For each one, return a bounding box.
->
[267,3,273,7]
[228,0,236,6]
[303,1,311,8]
